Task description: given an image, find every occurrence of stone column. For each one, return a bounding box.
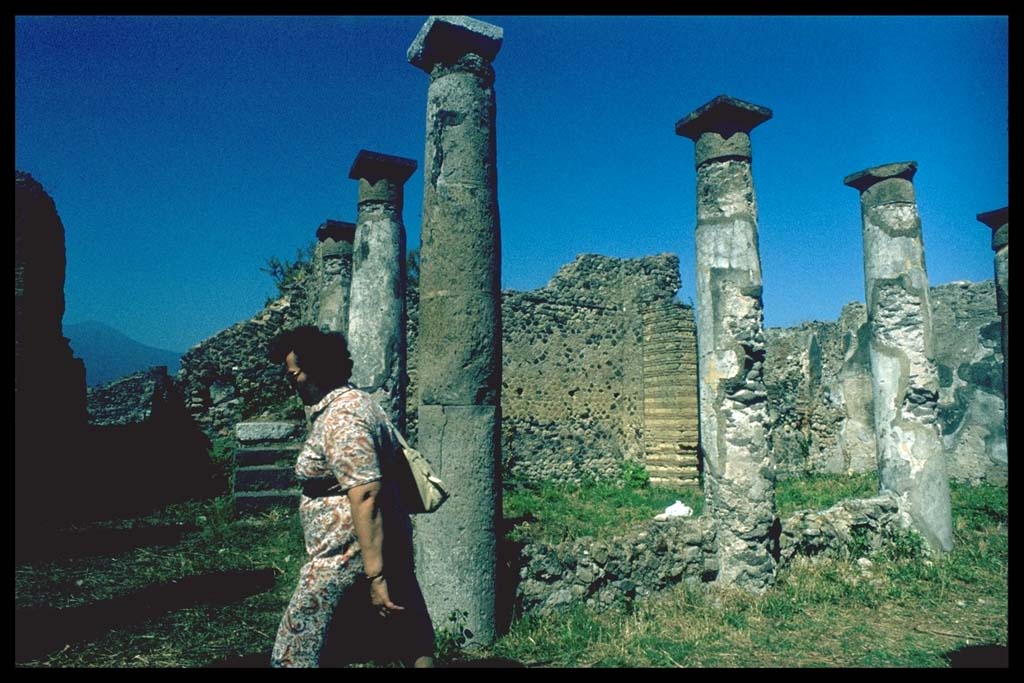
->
[844,162,953,552]
[977,207,1008,428]
[408,15,503,645]
[675,95,778,592]
[347,150,417,431]
[314,220,355,335]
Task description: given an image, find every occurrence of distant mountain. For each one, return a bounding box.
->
[64,321,183,386]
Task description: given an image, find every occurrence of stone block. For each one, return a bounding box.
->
[235,421,304,445]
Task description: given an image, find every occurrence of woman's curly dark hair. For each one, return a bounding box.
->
[268,325,353,390]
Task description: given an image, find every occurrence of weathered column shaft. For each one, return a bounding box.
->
[314,220,355,335]
[844,162,953,552]
[347,151,416,431]
[408,15,503,645]
[978,207,1008,428]
[676,96,777,592]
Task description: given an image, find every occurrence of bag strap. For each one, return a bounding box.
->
[390,424,414,452]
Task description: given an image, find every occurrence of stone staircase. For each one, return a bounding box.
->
[642,301,700,488]
[233,421,305,515]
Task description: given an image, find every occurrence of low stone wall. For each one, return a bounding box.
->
[513,492,906,614]
[516,516,716,614]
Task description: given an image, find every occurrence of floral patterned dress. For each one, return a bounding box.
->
[270,386,388,668]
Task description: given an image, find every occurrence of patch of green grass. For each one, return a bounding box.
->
[15,478,1006,668]
[488,483,1006,667]
[775,471,879,517]
[16,498,306,667]
[504,481,704,545]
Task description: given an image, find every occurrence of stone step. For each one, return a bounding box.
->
[645,404,699,412]
[644,445,700,457]
[644,416,700,425]
[644,455,699,465]
[644,430,699,441]
[643,385,698,396]
[643,397,698,408]
[645,406,700,417]
[647,465,700,478]
[235,421,305,445]
[644,371,698,382]
[644,353,698,362]
[643,420,698,429]
[643,360,695,372]
[643,458,700,471]
[645,442,699,452]
[649,476,700,488]
[645,438,699,448]
[643,340,691,351]
[234,490,300,515]
[643,376,700,387]
[235,445,301,467]
[645,455,699,467]
[642,338,693,350]
[643,417,699,427]
[643,416,698,425]
[644,398,699,409]
[644,366,698,376]
[642,426,697,437]
[234,466,297,492]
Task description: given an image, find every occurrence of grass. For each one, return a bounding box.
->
[15,497,307,667]
[15,475,1006,668]
[487,480,1006,667]
[775,471,879,517]
[504,480,704,545]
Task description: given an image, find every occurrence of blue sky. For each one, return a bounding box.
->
[16,15,1008,353]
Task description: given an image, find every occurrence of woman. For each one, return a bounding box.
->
[267,325,434,668]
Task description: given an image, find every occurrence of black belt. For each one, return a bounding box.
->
[300,478,343,498]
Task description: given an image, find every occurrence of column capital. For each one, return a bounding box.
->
[675,95,772,141]
[407,15,503,73]
[977,206,1009,251]
[316,220,356,243]
[348,150,418,185]
[843,161,917,193]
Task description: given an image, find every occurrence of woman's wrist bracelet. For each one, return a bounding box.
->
[365,572,384,582]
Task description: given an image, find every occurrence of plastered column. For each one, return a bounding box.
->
[314,220,355,335]
[676,95,778,592]
[844,161,953,552]
[347,150,416,430]
[977,207,1008,431]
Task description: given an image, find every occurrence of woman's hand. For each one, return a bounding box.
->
[369,576,405,617]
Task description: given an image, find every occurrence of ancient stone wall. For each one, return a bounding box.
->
[931,281,1007,485]
[87,367,177,426]
[176,269,314,437]
[515,492,904,614]
[765,280,1005,485]
[179,251,699,488]
[498,253,694,487]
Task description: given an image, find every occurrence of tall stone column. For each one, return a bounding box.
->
[675,95,777,592]
[314,220,355,335]
[347,150,417,431]
[844,162,953,552]
[977,207,1008,429]
[408,15,503,645]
